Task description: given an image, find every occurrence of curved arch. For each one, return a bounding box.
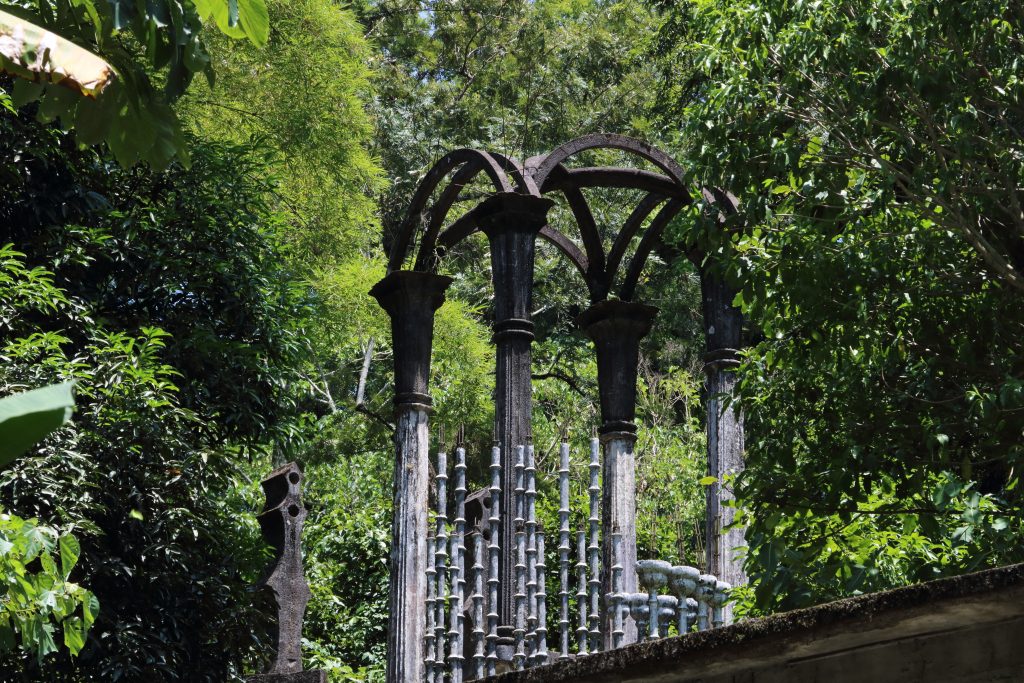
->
[388,149,511,272]
[432,201,590,281]
[487,152,540,196]
[542,167,687,199]
[427,180,590,284]
[435,210,480,252]
[539,226,589,278]
[414,160,505,271]
[560,185,605,285]
[601,193,667,300]
[618,198,687,301]
[389,138,706,305]
[483,153,593,282]
[531,133,687,190]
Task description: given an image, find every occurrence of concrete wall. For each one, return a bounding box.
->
[481,563,1024,683]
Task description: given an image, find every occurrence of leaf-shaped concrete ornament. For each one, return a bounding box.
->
[0,11,115,97]
[0,382,75,467]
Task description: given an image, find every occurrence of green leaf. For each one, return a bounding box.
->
[36,85,79,123]
[34,619,57,662]
[58,534,80,580]
[39,551,56,578]
[699,475,719,486]
[191,0,217,21]
[83,592,99,628]
[74,94,114,146]
[11,78,43,108]
[0,382,75,467]
[197,0,267,45]
[62,616,85,655]
[237,0,269,47]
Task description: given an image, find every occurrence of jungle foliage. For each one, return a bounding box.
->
[0,0,1022,680]
[0,381,91,662]
[0,96,303,680]
[0,0,271,166]
[653,0,1024,611]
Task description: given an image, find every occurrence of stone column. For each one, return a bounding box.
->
[476,192,555,633]
[700,268,746,623]
[578,299,658,647]
[370,271,453,683]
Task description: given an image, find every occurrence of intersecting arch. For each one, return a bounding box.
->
[387,134,719,304]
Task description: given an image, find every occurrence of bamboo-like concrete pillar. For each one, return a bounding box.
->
[476,193,555,637]
[700,267,746,623]
[370,270,452,683]
[578,299,658,648]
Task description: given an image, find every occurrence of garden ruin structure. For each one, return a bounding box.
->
[371,134,747,682]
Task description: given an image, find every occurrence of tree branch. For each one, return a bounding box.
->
[532,371,587,397]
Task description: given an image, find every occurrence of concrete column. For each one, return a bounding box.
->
[578,299,658,647]
[370,271,453,683]
[700,268,746,623]
[475,193,554,633]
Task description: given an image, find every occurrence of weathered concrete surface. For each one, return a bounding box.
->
[370,270,451,683]
[247,672,326,683]
[387,406,432,683]
[477,192,554,629]
[252,463,314,677]
[578,299,659,648]
[599,435,639,647]
[248,463,326,683]
[479,563,1024,682]
[700,269,746,612]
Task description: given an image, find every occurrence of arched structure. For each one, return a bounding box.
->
[387,133,694,301]
[372,134,746,681]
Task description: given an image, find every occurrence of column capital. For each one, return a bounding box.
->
[479,193,554,335]
[370,271,453,409]
[578,299,659,436]
[369,270,452,316]
[475,193,555,238]
[578,299,659,339]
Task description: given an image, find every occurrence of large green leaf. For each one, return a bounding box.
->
[193,0,269,47]
[0,10,116,97]
[236,0,269,47]
[58,534,80,580]
[0,382,75,467]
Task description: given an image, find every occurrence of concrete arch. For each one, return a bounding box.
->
[388,149,511,272]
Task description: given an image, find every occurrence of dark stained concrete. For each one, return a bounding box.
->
[247,672,326,683]
[480,563,1024,682]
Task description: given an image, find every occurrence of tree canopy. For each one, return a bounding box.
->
[653,0,1024,610]
[1,0,1022,679]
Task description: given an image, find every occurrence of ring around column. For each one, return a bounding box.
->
[476,192,555,643]
[371,270,453,683]
[578,299,658,648]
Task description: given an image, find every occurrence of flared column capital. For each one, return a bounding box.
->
[475,193,555,238]
[578,299,659,436]
[370,271,453,409]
